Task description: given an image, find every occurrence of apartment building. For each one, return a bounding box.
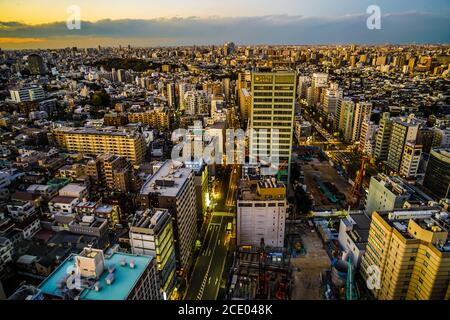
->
[96,153,134,193]
[361,208,450,300]
[374,112,393,161]
[237,178,287,247]
[399,142,422,178]
[423,149,450,199]
[239,88,252,123]
[127,107,170,130]
[365,174,432,216]
[50,127,146,164]
[130,208,177,299]
[387,116,424,173]
[139,160,197,276]
[39,247,160,300]
[9,86,45,103]
[352,102,372,142]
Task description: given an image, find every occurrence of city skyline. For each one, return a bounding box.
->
[0,0,449,49]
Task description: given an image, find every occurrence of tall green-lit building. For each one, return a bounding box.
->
[249,70,296,182]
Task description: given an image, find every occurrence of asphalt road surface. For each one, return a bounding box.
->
[184,214,233,300]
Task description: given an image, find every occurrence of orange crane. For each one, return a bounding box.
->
[276,160,288,181]
[349,157,368,208]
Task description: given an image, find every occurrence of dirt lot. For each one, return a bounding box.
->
[302,157,352,210]
[291,229,330,300]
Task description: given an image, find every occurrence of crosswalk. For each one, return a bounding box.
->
[212,211,235,217]
[196,216,223,300]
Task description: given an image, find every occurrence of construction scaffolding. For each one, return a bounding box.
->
[228,244,292,300]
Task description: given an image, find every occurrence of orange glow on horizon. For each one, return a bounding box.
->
[0,37,45,43]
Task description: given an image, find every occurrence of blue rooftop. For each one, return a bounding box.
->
[39,251,153,300]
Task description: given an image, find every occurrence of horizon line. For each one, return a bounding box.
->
[2,42,450,51]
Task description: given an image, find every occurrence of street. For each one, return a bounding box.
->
[225,164,239,208]
[184,213,233,300]
[184,106,240,300]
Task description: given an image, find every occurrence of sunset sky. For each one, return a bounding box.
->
[0,0,449,49]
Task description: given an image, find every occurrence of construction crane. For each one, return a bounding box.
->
[276,160,288,181]
[349,156,368,208]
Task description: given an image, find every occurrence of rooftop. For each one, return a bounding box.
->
[140,160,192,198]
[59,183,87,195]
[343,212,371,247]
[392,115,425,127]
[53,126,140,138]
[95,204,115,214]
[430,148,450,162]
[39,251,153,300]
[377,207,450,251]
[238,178,286,201]
[50,195,78,204]
[372,173,433,203]
[131,208,170,235]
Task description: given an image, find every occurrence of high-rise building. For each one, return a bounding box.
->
[365,174,413,215]
[139,161,197,276]
[322,83,342,116]
[249,70,296,182]
[335,98,352,133]
[222,77,231,101]
[111,68,118,82]
[374,112,393,161]
[178,82,192,110]
[39,247,160,300]
[309,73,328,106]
[399,142,422,178]
[96,153,134,193]
[359,116,378,156]
[51,127,146,164]
[386,116,423,173]
[237,70,251,91]
[423,149,450,199]
[297,76,311,100]
[184,161,209,228]
[237,178,287,247]
[27,54,46,75]
[352,102,372,142]
[239,88,252,123]
[184,90,210,115]
[167,83,176,107]
[340,99,356,142]
[130,208,177,300]
[117,69,126,83]
[361,208,450,300]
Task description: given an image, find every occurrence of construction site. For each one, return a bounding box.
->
[227,241,293,300]
[301,157,352,210]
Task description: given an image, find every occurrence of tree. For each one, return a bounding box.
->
[91,90,111,108]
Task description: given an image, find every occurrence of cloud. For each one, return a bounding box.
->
[0,21,27,29]
[0,12,448,48]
